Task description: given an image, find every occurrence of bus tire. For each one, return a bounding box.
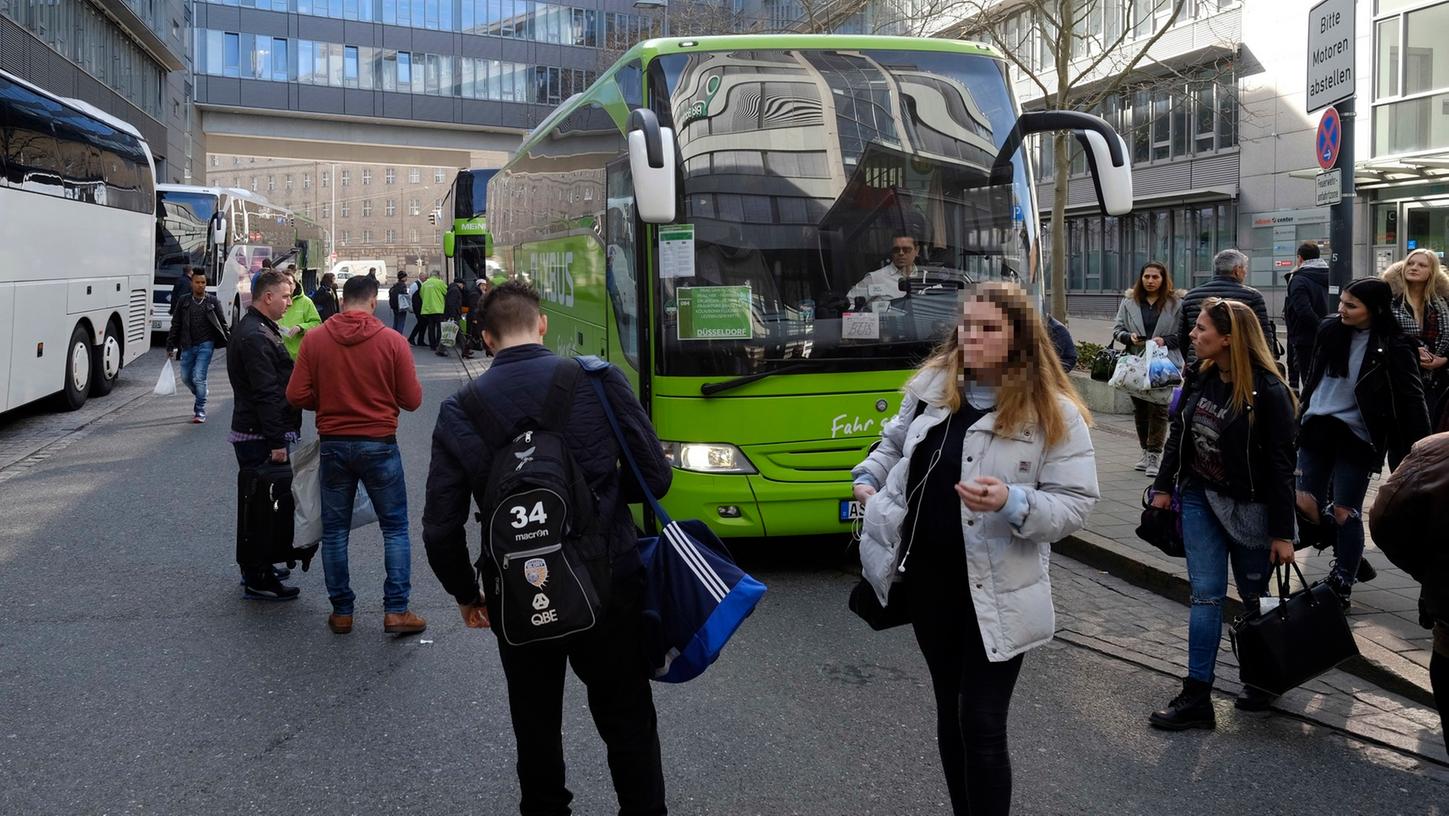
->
[59,323,93,411]
[90,318,123,397]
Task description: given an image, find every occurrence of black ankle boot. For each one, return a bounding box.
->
[1150,678,1216,731]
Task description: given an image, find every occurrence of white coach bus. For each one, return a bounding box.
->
[0,70,156,412]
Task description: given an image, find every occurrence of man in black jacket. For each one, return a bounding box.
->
[227,269,304,601]
[423,280,672,816]
[1283,242,1332,389]
[1178,248,1278,370]
[166,269,229,423]
[387,272,410,334]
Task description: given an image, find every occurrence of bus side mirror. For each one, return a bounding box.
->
[443,231,456,258]
[212,216,227,244]
[627,108,677,224]
[991,110,1134,216]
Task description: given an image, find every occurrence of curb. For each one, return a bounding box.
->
[1055,529,1437,708]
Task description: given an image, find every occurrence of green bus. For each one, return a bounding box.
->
[485,35,1133,539]
[440,168,500,285]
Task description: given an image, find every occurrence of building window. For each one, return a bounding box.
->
[362,199,373,216]
[285,174,294,190]
[322,169,330,187]
[303,173,312,189]
[340,202,350,217]
[386,167,396,184]
[408,198,421,216]
[1372,0,1449,156]
[435,168,446,183]
[340,230,350,242]
[409,228,419,243]
[386,199,397,216]
[362,169,372,185]
[340,169,351,186]
[250,176,258,191]
[267,175,275,192]
[322,203,331,219]
[409,168,421,183]
[385,229,397,242]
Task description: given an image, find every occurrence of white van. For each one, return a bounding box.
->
[330,260,389,286]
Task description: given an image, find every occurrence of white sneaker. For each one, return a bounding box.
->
[1133,452,1150,471]
[1144,452,1162,477]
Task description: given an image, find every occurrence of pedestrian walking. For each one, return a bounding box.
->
[423,280,673,816]
[439,277,465,357]
[1148,297,1298,728]
[1112,261,1185,476]
[1384,249,1449,435]
[461,276,484,359]
[388,271,411,334]
[277,266,322,361]
[1177,249,1278,371]
[166,268,229,424]
[851,282,1098,816]
[1369,431,1449,753]
[312,272,340,322]
[286,275,424,635]
[227,269,304,601]
[1298,279,1429,608]
[419,269,446,351]
[1283,242,1331,390]
[407,271,427,346]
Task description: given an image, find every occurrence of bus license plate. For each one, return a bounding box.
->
[839,500,864,522]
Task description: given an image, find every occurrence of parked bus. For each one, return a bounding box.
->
[439,168,500,285]
[0,70,156,412]
[153,186,326,335]
[486,35,1133,538]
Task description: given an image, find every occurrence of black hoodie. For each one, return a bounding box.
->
[1285,259,1331,350]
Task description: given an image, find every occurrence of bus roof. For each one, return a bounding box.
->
[158,184,287,208]
[1,68,151,148]
[510,35,1001,159]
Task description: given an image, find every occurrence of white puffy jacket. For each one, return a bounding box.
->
[853,366,1099,662]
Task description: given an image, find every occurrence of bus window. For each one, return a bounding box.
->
[606,159,640,368]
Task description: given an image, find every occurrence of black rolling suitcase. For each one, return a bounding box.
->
[237,462,318,571]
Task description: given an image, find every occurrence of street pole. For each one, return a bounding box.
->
[329,162,337,262]
[1329,97,1355,291]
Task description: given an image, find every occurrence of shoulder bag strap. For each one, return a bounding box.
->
[581,360,673,527]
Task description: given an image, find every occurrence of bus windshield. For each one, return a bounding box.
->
[155,190,218,286]
[648,49,1036,377]
[455,169,498,218]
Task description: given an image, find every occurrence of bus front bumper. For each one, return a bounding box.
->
[658,469,857,539]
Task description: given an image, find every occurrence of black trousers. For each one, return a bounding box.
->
[408,312,428,345]
[493,575,666,816]
[909,570,1023,816]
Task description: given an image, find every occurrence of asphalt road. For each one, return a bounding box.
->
[1,316,1446,815]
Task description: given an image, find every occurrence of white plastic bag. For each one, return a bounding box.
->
[439,319,459,348]
[1107,349,1149,391]
[1115,345,1177,404]
[290,440,379,548]
[153,359,177,396]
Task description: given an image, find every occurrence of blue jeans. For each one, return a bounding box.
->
[1296,443,1373,586]
[393,309,408,333]
[1181,486,1273,683]
[319,440,411,615]
[178,341,215,415]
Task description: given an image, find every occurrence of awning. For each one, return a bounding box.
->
[1056,184,1237,215]
[1288,151,1449,189]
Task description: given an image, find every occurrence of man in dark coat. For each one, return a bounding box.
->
[1178,248,1279,370]
[387,272,411,334]
[461,277,484,359]
[1047,315,1077,373]
[1283,242,1332,388]
[423,280,673,816]
[227,269,304,601]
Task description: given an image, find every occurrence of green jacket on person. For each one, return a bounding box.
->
[420,277,447,316]
[278,292,322,360]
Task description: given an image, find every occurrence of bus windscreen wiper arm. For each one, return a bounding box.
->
[700,363,814,397]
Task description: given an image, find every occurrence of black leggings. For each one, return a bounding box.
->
[909,583,1024,816]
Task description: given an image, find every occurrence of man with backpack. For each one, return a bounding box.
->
[422,280,673,816]
[388,271,411,334]
[1283,242,1332,389]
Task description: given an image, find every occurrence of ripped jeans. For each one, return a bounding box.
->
[1296,443,1373,587]
[1181,486,1272,684]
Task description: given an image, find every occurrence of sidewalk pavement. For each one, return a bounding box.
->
[1063,411,1438,706]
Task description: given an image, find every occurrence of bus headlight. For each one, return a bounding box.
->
[661,442,758,475]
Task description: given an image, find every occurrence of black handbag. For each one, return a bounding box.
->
[1229,563,1360,696]
[1090,339,1122,381]
[1135,487,1184,558]
[848,578,911,631]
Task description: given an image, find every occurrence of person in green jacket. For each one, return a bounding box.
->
[278,267,323,359]
[418,271,448,351]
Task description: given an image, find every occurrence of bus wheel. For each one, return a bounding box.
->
[90,319,123,397]
[60,323,92,411]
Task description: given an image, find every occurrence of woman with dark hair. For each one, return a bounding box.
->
[852,282,1098,815]
[1111,261,1185,476]
[312,272,340,321]
[1149,298,1298,728]
[1297,278,1431,607]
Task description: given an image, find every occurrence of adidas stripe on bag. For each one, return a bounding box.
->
[581,357,766,684]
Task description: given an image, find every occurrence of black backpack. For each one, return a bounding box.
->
[459,360,610,646]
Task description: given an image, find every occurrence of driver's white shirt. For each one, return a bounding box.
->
[846,264,921,307]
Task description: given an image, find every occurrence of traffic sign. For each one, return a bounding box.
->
[1316,106,1342,170]
[1316,168,1343,206]
[1307,0,1355,112]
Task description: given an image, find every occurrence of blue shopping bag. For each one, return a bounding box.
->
[583,359,767,683]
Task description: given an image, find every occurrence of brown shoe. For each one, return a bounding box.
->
[383,610,427,635]
[328,613,353,635]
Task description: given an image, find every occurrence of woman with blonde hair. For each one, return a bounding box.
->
[1149,298,1298,729]
[1111,260,1185,476]
[851,281,1098,816]
[1384,250,1449,437]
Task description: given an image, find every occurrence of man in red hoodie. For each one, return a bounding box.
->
[288,275,425,635]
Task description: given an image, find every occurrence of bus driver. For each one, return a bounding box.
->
[848,233,925,310]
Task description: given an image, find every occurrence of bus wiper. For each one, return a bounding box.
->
[700,362,816,397]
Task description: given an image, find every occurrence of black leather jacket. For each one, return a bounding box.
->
[226,308,301,448]
[1154,366,1298,541]
[166,293,229,352]
[1300,318,1431,467]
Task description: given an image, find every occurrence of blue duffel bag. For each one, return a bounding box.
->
[585,361,767,683]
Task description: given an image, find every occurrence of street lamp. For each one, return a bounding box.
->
[633,0,668,37]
